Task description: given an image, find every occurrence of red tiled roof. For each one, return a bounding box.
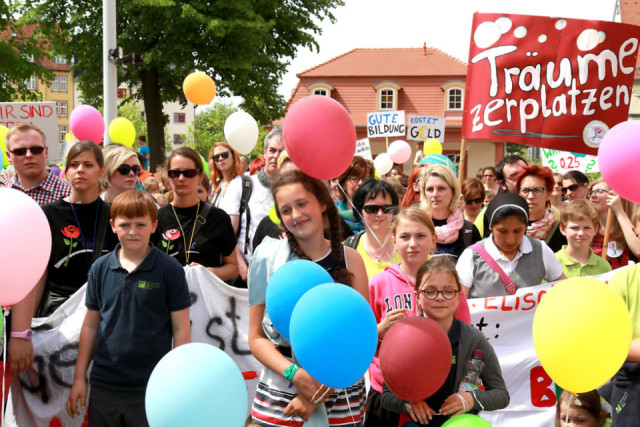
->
[298,47,467,78]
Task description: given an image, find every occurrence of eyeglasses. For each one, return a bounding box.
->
[9,146,46,156]
[588,189,610,198]
[348,176,365,184]
[212,151,230,162]
[417,288,460,300]
[561,184,582,194]
[167,168,200,179]
[116,164,141,176]
[363,204,398,215]
[466,197,483,205]
[519,187,546,196]
[483,174,495,178]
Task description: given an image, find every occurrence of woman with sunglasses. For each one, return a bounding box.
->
[100,144,142,203]
[345,178,402,280]
[515,165,566,252]
[156,147,238,279]
[336,156,375,234]
[588,178,639,269]
[419,165,481,260]
[561,170,590,202]
[461,178,486,224]
[208,142,242,208]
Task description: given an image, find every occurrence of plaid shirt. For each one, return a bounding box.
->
[4,170,72,206]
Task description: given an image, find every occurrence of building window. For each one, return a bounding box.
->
[380,89,394,110]
[26,54,35,62]
[173,134,183,145]
[60,125,68,143]
[25,76,36,90]
[59,76,67,92]
[52,76,58,91]
[54,56,66,64]
[313,88,328,96]
[174,113,186,123]
[447,88,463,110]
[117,88,128,99]
[55,101,68,117]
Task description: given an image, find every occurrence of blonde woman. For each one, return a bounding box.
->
[100,144,141,203]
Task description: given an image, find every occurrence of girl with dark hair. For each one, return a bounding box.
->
[208,142,242,207]
[456,193,566,299]
[156,147,238,279]
[555,390,608,427]
[515,165,566,252]
[336,156,375,233]
[248,170,368,426]
[461,178,485,224]
[345,178,401,280]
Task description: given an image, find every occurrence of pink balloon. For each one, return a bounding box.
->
[598,120,640,204]
[0,189,52,306]
[70,105,105,144]
[283,96,356,180]
[388,140,411,164]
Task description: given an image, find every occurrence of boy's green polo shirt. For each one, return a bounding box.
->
[555,245,612,278]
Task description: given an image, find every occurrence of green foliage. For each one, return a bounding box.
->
[186,101,237,158]
[117,100,147,150]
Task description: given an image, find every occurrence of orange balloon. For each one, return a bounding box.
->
[182,72,216,105]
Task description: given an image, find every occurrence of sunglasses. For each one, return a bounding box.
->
[362,204,398,215]
[212,151,230,162]
[465,197,484,205]
[9,146,46,156]
[561,184,581,194]
[417,289,460,300]
[167,168,200,179]
[116,164,141,176]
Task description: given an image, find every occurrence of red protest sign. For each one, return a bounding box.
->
[462,13,640,155]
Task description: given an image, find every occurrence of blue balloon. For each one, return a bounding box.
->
[145,343,247,427]
[419,153,457,176]
[0,147,4,173]
[290,283,378,389]
[266,259,333,341]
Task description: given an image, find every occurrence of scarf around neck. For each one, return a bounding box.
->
[258,168,272,189]
[435,208,464,244]
[528,208,556,239]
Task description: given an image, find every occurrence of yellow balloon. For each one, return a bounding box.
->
[0,125,9,168]
[268,204,281,226]
[65,132,74,144]
[374,171,381,179]
[108,117,136,147]
[183,72,216,105]
[532,278,632,393]
[423,138,442,156]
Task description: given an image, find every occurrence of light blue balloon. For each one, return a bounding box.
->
[420,153,457,176]
[290,283,378,389]
[0,146,4,173]
[145,343,247,427]
[266,259,334,341]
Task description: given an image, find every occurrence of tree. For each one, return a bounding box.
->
[0,4,51,101]
[186,101,237,158]
[117,99,147,151]
[26,0,343,170]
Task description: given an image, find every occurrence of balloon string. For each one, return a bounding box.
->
[343,388,356,425]
[2,305,10,424]
[565,393,571,424]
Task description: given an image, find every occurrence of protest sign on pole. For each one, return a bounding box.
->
[406,115,445,142]
[541,149,599,174]
[367,111,406,138]
[0,102,60,163]
[354,138,373,160]
[462,13,640,155]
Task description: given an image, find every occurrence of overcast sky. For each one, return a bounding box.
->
[277,0,619,99]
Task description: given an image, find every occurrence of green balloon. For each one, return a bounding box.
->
[0,310,4,338]
[442,414,492,427]
[200,154,210,178]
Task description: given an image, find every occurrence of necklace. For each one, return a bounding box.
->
[171,201,200,264]
[69,199,100,268]
[365,233,393,263]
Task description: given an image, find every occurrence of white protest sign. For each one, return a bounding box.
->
[0,102,60,163]
[406,115,445,141]
[541,149,599,174]
[367,111,405,138]
[354,138,372,160]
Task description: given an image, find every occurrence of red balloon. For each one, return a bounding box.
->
[380,317,452,402]
[283,96,356,180]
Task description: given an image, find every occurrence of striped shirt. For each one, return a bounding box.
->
[4,170,72,206]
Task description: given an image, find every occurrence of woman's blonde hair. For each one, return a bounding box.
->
[419,164,461,214]
[390,206,436,238]
[101,144,139,185]
[590,178,634,252]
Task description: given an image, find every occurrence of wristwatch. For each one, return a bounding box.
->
[10,329,33,340]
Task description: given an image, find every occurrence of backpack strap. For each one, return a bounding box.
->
[192,202,212,240]
[471,243,516,295]
[344,231,364,249]
[237,175,253,255]
[544,220,559,244]
[462,221,474,248]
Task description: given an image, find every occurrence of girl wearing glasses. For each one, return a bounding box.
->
[248,170,368,425]
[461,179,486,224]
[515,165,566,252]
[456,193,566,299]
[208,142,242,208]
[588,178,639,269]
[366,207,470,427]
[156,147,238,279]
[100,144,142,203]
[419,165,481,260]
[381,257,509,426]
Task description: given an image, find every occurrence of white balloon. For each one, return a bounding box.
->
[224,111,259,155]
[374,153,394,175]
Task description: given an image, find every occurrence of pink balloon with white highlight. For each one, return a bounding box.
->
[598,120,640,204]
[388,140,411,164]
[70,105,105,145]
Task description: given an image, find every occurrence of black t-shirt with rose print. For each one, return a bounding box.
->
[40,198,118,315]
[156,201,236,268]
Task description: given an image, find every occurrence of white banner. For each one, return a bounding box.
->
[354,138,373,160]
[0,102,60,164]
[406,115,445,142]
[541,149,599,174]
[367,111,406,138]
[4,266,260,426]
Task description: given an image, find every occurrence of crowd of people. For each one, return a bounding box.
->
[1,122,639,427]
